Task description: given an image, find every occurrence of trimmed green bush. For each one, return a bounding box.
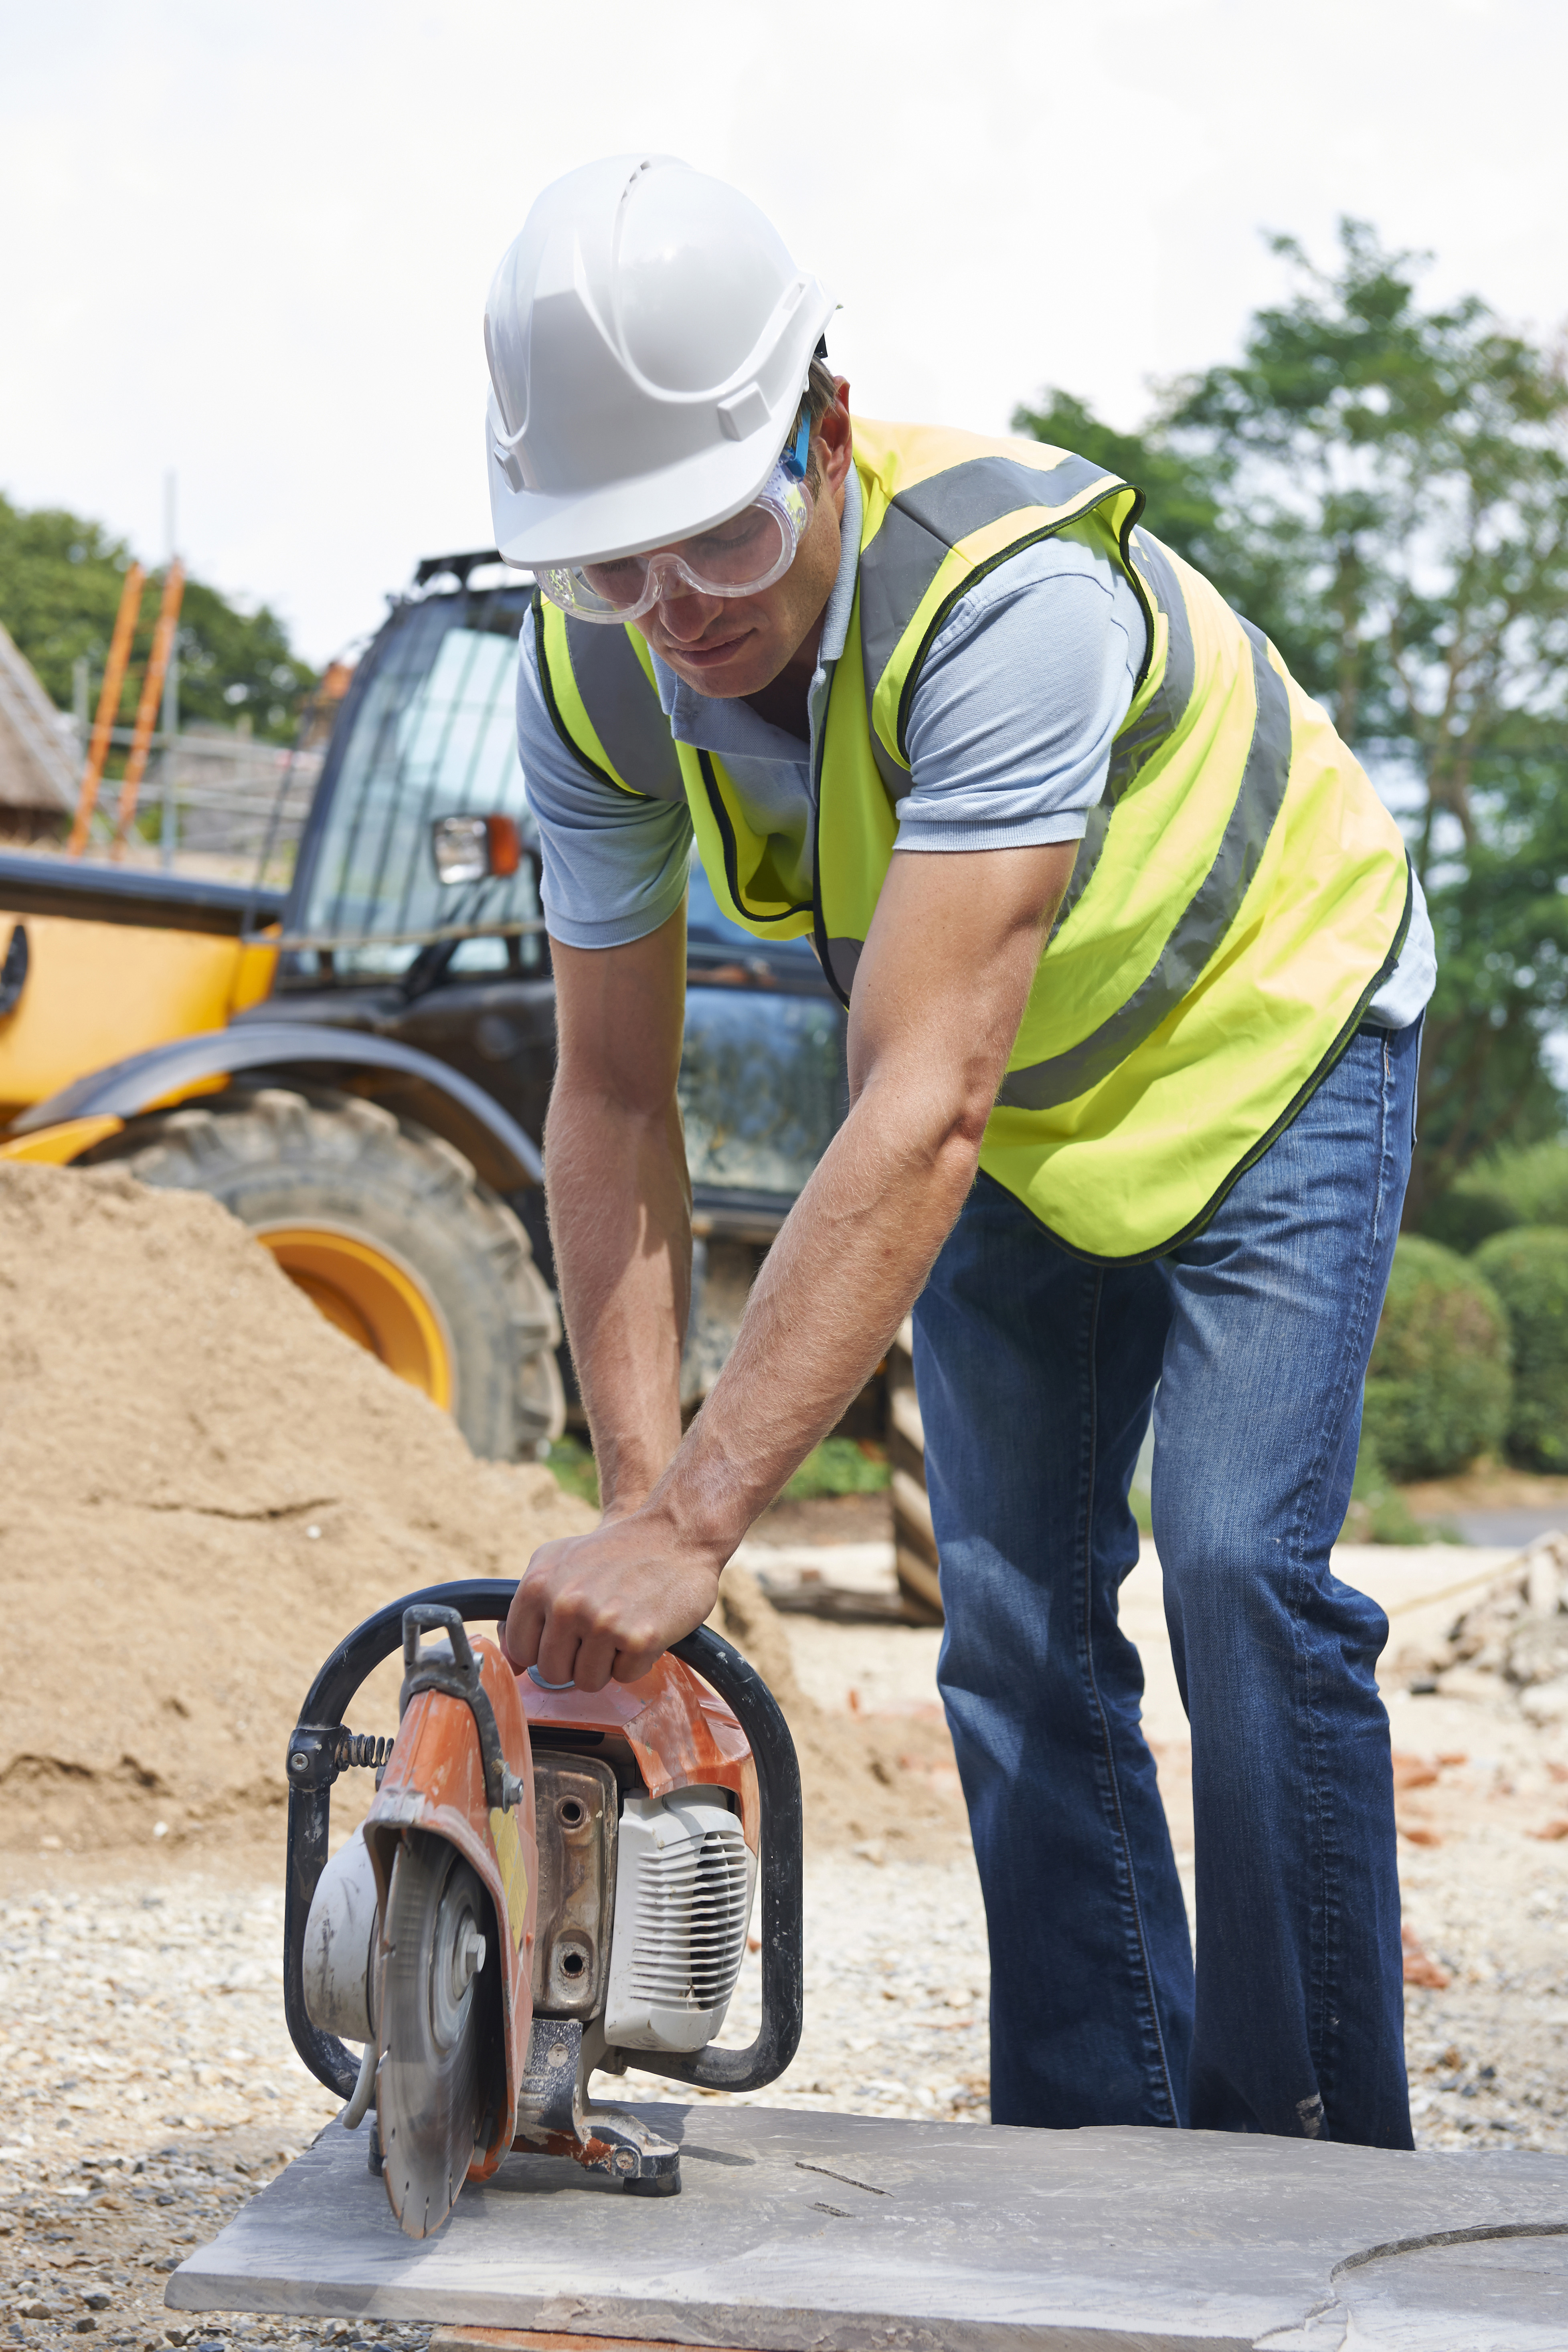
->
[1423,1141,1568,1255]
[1473,1226,1568,1472]
[1362,1236,1512,1480]
[546,1434,599,1507]
[547,1432,893,1511]
[1341,1435,1429,1543]
[1422,1182,1526,1256]
[1490,1142,1568,1226]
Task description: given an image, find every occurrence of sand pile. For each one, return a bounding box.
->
[0,1160,964,1857]
[0,1161,593,1849]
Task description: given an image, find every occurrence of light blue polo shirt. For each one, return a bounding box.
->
[516,464,1433,1026]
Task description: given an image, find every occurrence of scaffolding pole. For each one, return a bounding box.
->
[67,565,144,855]
[110,561,185,860]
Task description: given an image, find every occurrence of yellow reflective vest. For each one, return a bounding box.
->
[532,419,1413,1262]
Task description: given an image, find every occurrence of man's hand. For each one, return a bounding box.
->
[501,1503,726,1691]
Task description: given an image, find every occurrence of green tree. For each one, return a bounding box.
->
[1015,222,1568,1215]
[1010,388,1232,586]
[0,491,317,745]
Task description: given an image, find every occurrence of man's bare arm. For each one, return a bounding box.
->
[505,841,1076,1688]
[544,905,690,1517]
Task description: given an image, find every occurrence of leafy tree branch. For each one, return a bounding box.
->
[1016,218,1568,1216]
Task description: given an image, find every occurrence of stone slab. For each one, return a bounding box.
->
[168,2102,1568,2350]
[428,2333,762,2351]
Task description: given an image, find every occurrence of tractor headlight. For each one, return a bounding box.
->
[431,813,522,885]
[431,815,490,885]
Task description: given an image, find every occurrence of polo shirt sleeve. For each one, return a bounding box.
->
[895,524,1148,852]
[516,618,694,950]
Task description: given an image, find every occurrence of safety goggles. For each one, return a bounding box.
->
[538,408,814,625]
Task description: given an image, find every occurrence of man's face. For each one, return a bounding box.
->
[631,384,853,700]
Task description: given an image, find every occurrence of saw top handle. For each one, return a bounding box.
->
[401,1601,476,1676]
[282,1578,804,2108]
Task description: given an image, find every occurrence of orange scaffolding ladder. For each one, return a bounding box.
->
[110,560,184,859]
[67,564,143,855]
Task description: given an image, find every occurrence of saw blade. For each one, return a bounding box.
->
[376,1830,493,2239]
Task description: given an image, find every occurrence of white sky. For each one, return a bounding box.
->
[3,0,1565,668]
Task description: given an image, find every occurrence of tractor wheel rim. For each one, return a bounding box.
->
[254,1223,454,1410]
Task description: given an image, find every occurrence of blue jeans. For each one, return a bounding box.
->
[914,1021,1419,2147]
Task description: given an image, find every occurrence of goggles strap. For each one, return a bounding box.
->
[782,401,812,483]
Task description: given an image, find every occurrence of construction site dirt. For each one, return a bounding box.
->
[5,1161,1568,2350]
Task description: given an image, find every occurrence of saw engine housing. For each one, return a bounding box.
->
[284,1582,801,2237]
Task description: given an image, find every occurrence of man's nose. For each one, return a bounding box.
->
[655,582,725,642]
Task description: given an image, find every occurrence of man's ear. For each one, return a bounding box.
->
[817,377,854,508]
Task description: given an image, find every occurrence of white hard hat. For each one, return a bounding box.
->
[484,154,836,569]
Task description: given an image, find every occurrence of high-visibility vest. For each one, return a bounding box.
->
[532,419,1413,1262]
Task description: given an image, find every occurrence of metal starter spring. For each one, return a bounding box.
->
[330,1729,395,1773]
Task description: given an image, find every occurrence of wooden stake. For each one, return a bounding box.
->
[67,564,144,855]
[110,560,185,859]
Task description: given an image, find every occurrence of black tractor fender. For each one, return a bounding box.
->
[8,1021,545,1194]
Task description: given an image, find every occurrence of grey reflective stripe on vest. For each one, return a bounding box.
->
[825,937,862,995]
[1052,531,1198,934]
[868,726,911,804]
[858,453,1116,740]
[563,618,686,802]
[998,616,1292,1113]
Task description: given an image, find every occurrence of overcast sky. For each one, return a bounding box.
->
[3,0,1565,668]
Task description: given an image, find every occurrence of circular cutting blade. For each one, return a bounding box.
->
[376,1830,493,2239]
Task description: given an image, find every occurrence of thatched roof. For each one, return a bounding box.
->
[0,624,76,819]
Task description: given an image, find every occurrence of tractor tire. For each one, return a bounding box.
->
[111,1087,564,1460]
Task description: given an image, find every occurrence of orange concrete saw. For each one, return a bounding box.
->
[283,1579,802,2238]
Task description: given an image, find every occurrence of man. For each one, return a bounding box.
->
[486,154,1436,2148]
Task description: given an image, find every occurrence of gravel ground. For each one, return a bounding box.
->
[0,1863,350,2352]
[0,1843,988,2352]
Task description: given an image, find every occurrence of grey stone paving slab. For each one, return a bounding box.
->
[168,2102,1568,2350]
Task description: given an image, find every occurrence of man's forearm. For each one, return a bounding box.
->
[544,1080,690,1514]
[630,845,1075,1568]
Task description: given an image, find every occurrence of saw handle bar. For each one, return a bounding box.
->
[399,1603,525,1815]
[282,1578,803,2107]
